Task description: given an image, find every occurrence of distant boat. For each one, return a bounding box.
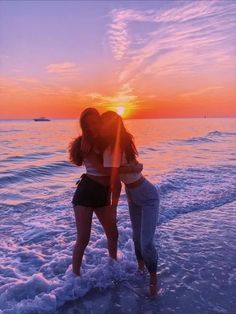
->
[34,117,50,122]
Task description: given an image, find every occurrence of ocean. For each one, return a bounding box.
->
[0,118,235,314]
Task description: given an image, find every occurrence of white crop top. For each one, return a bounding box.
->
[83,148,106,176]
[103,146,142,184]
[83,158,105,176]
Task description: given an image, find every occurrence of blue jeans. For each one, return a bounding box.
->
[125,178,160,273]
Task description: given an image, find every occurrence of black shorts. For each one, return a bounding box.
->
[72,174,111,208]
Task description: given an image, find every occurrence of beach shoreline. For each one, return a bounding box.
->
[58,201,236,314]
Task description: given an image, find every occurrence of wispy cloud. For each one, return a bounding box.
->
[16,78,40,84]
[46,62,79,76]
[86,92,103,100]
[108,0,236,93]
[0,76,83,98]
[181,86,224,98]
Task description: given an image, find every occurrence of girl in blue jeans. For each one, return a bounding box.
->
[125,181,160,275]
[100,111,160,296]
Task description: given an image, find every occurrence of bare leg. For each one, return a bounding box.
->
[95,206,118,260]
[138,260,145,272]
[149,272,157,297]
[72,205,93,276]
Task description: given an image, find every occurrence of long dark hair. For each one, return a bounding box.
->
[100,111,138,162]
[68,108,100,166]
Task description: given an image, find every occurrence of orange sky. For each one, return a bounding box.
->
[0,1,236,119]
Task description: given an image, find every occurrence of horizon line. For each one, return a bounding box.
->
[1,116,236,121]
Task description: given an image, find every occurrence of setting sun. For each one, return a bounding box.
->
[116,106,125,116]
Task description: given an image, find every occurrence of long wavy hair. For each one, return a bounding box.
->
[100,111,138,162]
[68,108,100,166]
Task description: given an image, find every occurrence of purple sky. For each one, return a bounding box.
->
[0,0,236,118]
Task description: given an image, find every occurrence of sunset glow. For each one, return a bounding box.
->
[116,106,125,117]
[0,1,236,119]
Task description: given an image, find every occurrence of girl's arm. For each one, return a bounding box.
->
[119,161,143,173]
[86,153,142,174]
[81,136,142,173]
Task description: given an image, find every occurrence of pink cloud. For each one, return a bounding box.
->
[107,0,236,93]
[181,86,224,98]
[46,62,79,76]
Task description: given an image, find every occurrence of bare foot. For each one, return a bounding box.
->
[149,273,157,297]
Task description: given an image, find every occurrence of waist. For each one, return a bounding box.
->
[84,160,106,177]
[125,175,145,188]
[86,171,107,177]
[85,173,110,186]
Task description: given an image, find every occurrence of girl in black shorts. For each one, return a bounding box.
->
[69,108,141,276]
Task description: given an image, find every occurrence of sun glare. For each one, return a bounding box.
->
[116,106,125,116]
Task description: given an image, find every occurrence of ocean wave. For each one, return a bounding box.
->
[170,137,213,146]
[0,247,137,313]
[0,165,235,313]
[1,152,55,163]
[207,130,236,137]
[0,161,74,187]
[1,163,235,220]
[1,202,235,313]
[158,165,236,224]
[1,119,235,313]
[0,129,23,133]
[171,130,236,146]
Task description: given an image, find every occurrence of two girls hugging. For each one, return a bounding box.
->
[69,108,160,296]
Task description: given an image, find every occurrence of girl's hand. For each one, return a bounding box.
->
[132,162,143,172]
[119,162,143,174]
